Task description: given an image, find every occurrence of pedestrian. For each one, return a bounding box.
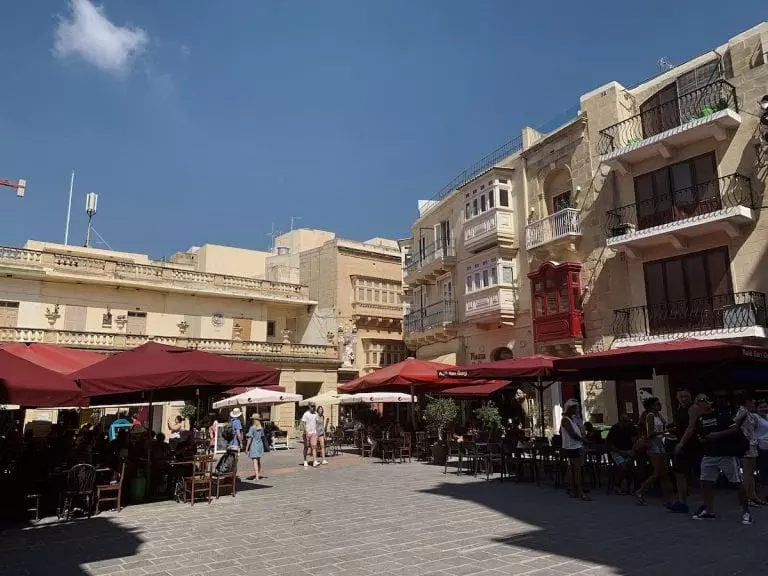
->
[755,402,768,501]
[207,415,218,454]
[228,408,244,453]
[634,397,673,507]
[606,414,636,495]
[301,402,319,468]
[668,389,700,513]
[245,415,266,480]
[735,393,765,506]
[676,393,752,524]
[316,406,329,465]
[560,399,590,501]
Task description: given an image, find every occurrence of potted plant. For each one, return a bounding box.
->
[423,397,458,465]
[474,401,502,432]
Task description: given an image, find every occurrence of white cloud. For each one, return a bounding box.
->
[54,0,148,73]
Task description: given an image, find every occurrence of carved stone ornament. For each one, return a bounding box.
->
[44,304,61,327]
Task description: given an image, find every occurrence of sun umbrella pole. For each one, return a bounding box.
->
[410,383,415,429]
[537,376,545,437]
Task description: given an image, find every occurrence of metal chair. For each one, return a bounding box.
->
[414,431,429,461]
[444,441,462,474]
[59,464,97,520]
[398,433,412,463]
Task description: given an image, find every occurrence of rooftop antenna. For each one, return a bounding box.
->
[84,192,98,248]
[64,170,74,245]
[267,222,277,252]
[657,57,675,72]
[290,215,302,231]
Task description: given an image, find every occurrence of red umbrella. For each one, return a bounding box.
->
[73,342,280,397]
[437,355,557,380]
[0,349,85,407]
[337,358,456,393]
[0,342,105,375]
[440,381,511,398]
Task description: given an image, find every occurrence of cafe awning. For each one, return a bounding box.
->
[440,381,511,398]
[73,342,280,398]
[0,342,105,375]
[553,338,768,379]
[0,349,86,408]
[438,355,557,380]
[337,358,456,393]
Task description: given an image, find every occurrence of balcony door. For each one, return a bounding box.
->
[643,247,732,335]
[634,152,719,230]
[640,82,680,139]
[434,220,451,256]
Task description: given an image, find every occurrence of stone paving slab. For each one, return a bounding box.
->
[1,458,766,575]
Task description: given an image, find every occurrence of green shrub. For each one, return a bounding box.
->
[424,397,458,440]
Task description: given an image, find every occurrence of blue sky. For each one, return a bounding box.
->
[0,1,765,258]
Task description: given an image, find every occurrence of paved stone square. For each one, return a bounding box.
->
[1,452,766,576]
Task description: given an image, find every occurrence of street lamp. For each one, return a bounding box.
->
[0,177,26,198]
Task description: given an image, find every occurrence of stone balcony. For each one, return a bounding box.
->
[525,208,582,252]
[464,286,519,327]
[0,246,312,304]
[351,301,403,329]
[0,327,339,364]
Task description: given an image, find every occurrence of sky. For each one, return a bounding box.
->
[0,1,765,259]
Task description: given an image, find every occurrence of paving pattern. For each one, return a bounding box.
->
[1,451,766,576]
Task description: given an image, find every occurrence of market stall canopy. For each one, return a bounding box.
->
[299,390,352,406]
[340,392,416,404]
[440,381,511,398]
[438,355,557,380]
[0,342,106,375]
[337,358,456,393]
[552,339,768,379]
[73,342,280,397]
[0,349,86,407]
[213,387,302,408]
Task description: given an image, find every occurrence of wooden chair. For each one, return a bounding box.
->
[183,453,214,505]
[59,464,97,520]
[212,452,238,499]
[96,462,125,514]
[361,433,374,457]
[397,434,412,463]
[414,431,428,461]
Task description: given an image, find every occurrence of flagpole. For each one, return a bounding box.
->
[64,170,74,245]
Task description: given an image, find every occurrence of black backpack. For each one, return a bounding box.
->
[221,423,234,443]
[216,450,236,474]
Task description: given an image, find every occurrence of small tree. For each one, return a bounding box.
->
[423,397,458,441]
[474,401,502,431]
[179,403,197,424]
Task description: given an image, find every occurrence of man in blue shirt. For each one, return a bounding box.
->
[229,408,244,451]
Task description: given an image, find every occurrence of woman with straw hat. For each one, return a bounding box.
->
[246,414,267,480]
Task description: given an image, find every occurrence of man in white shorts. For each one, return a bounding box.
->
[301,402,319,468]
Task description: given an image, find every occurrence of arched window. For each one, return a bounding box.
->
[491,347,514,361]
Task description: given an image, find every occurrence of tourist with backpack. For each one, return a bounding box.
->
[226,408,244,452]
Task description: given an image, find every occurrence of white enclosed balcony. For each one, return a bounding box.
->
[525,208,582,251]
[463,208,515,253]
[464,286,519,326]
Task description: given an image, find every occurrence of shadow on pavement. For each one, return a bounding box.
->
[421,479,766,575]
[0,516,143,576]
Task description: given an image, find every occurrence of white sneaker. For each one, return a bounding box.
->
[742,512,753,525]
[312,461,320,467]
[322,460,329,465]
[303,461,308,468]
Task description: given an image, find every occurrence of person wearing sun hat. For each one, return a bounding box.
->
[229,407,244,452]
[560,398,590,501]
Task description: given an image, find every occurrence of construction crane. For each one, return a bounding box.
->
[0,177,26,198]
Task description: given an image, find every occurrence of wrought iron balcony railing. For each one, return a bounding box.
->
[612,291,767,339]
[525,208,582,250]
[598,80,738,155]
[605,174,754,238]
[404,300,457,334]
[403,241,456,275]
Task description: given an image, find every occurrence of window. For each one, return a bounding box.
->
[677,59,721,97]
[530,264,582,320]
[364,341,407,368]
[488,191,495,209]
[643,247,732,333]
[353,278,402,306]
[472,198,478,217]
[126,311,147,336]
[464,259,515,294]
[267,320,276,337]
[552,190,572,213]
[633,152,718,230]
[480,195,487,212]
[0,301,19,328]
[499,188,509,207]
[465,203,470,220]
